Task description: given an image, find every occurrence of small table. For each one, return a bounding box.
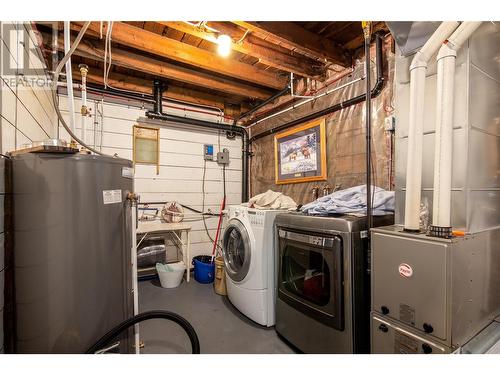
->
[137,221,192,282]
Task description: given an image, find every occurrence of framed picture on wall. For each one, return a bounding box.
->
[274,118,327,184]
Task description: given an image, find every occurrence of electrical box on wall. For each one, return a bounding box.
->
[384,116,395,132]
[217,148,230,165]
[204,144,214,161]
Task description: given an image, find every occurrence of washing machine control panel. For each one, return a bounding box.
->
[247,210,265,226]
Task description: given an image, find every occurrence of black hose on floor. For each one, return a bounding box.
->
[85,310,200,354]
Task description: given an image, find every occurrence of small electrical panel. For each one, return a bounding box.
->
[384,116,395,132]
[217,148,230,165]
[204,144,214,161]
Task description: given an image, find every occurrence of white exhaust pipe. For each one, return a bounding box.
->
[431,22,482,231]
[403,22,460,231]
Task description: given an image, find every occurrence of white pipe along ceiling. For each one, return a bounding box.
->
[432,21,482,229]
[403,21,460,231]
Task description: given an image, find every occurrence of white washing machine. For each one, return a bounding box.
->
[222,205,287,327]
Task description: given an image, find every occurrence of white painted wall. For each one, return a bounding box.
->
[0,22,58,153]
[57,95,243,263]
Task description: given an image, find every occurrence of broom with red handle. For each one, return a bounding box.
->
[210,195,226,262]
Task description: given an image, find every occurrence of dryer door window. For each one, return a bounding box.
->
[222,219,251,282]
[277,228,344,330]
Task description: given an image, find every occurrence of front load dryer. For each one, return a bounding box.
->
[222,205,287,326]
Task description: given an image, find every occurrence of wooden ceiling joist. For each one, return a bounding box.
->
[36,21,387,114]
[343,21,387,50]
[74,22,288,90]
[323,22,354,39]
[72,68,231,110]
[158,21,324,78]
[48,33,274,100]
[232,21,352,67]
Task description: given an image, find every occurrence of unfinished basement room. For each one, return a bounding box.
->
[1,1,499,373]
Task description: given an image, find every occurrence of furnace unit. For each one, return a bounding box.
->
[370,227,500,354]
[372,22,500,354]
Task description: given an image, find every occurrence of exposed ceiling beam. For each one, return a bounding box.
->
[343,22,388,50]
[157,21,324,78]
[323,22,354,39]
[232,21,351,67]
[47,33,274,100]
[207,22,292,54]
[72,68,234,110]
[74,21,287,90]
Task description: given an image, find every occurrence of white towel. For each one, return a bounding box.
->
[245,190,297,210]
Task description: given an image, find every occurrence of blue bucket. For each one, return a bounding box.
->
[192,255,215,284]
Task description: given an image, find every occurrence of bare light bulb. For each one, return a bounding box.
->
[216,34,232,57]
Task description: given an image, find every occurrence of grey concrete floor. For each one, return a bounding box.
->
[138,275,295,354]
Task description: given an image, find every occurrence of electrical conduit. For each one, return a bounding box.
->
[403,21,460,231]
[362,21,373,233]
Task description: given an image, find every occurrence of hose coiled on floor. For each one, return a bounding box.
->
[85,310,200,354]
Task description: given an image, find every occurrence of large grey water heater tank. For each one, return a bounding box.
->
[10,149,134,353]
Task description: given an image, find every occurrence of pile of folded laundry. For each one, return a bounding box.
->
[300,185,395,216]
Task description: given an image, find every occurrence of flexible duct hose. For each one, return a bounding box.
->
[85,310,200,354]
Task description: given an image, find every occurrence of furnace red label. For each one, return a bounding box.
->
[398,263,413,278]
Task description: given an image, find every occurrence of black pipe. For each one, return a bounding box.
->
[84,82,231,114]
[233,82,291,125]
[151,79,164,115]
[249,32,385,143]
[84,84,156,103]
[364,29,373,234]
[85,310,200,354]
[146,112,250,202]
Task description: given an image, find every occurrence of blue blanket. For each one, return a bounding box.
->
[301,185,395,216]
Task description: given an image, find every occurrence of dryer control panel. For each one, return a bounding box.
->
[247,210,265,227]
